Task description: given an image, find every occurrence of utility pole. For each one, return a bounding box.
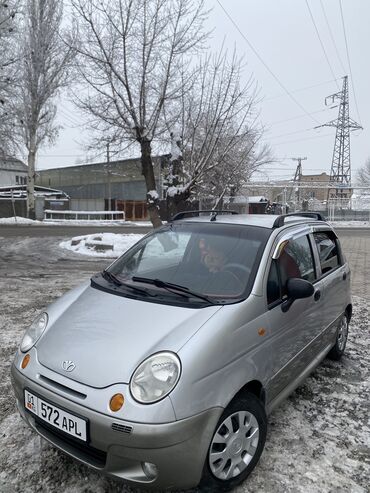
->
[292,157,307,208]
[315,76,362,200]
[288,157,307,209]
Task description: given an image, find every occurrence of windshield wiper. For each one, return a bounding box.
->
[132,276,217,304]
[102,270,122,286]
[102,271,154,296]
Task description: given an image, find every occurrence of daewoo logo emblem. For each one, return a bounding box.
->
[62,360,76,372]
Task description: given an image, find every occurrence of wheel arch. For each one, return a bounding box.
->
[229,379,266,407]
[345,303,352,321]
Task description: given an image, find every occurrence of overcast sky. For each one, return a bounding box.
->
[36,0,369,184]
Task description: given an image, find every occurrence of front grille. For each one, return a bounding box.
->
[38,375,87,400]
[111,422,133,434]
[35,418,106,468]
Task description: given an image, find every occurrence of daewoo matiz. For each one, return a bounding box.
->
[11,211,351,491]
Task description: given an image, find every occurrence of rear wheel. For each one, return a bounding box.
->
[327,313,349,361]
[200,393,267,492]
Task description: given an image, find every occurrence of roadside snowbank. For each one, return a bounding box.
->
[0,216,41,225]
[59,232,144,257]
[330,221,370,228]
[0,216,153,227]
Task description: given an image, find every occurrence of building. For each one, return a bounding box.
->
[37,156,167,220]
[0,155,28,186]
[300,172,330,201]
[0,185,69,219]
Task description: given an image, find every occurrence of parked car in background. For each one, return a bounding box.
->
[11,211,351,491]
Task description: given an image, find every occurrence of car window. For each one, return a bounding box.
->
[104,223,270,305]
[313,231,340,275]
[267,234,316,305]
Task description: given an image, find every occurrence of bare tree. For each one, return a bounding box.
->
[164,50,271,216]
[357,158,370,185]
[0,1,19,154]
[15,0,74,218]
[71,0,208,228]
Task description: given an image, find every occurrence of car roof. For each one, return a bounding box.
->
[173,213,330,230]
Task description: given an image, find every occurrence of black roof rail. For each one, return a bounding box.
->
[273,212,326,229]
[171,210,239,221]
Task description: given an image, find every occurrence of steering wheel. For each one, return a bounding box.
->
[224,263,251,276]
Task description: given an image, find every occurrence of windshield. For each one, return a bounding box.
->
[100,222,270,306]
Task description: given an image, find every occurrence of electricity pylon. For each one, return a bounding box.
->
[315,76,362,199]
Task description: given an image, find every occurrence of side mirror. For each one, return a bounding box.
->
[282,278,314,312]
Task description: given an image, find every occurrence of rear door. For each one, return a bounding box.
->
[265,232,322,401]
[311,229,349,345]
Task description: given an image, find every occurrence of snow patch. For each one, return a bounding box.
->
[59,233,144,257]
[0,216,41,225]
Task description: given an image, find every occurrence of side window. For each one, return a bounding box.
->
[281,236,316,286]
[313,231,340,275]
[267,235,316,306]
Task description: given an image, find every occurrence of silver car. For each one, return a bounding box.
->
[11,212,351,491]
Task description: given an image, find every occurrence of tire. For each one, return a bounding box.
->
[199,393,267,492]
[327,313,349,361]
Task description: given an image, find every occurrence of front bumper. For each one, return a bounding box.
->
[11,364,222,490]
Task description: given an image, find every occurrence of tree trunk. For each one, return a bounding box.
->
[27,133,36,220]
[166,186,191,219]
[140,138,162,228]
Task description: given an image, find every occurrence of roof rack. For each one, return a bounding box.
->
[273,212,326,229]
[171,210,239,221]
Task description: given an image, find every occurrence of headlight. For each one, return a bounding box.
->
[130,352,181,404]
[20,312,48,353]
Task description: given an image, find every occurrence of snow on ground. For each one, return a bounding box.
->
[59,233,144,257]
[0,216,42,225]
[329,221,370,228]
[0,216,153,227]
[0,234,369,493]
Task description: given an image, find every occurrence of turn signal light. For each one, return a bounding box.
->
[109,393,124,412]
[21,354,31,369]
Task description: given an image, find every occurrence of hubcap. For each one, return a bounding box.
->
[209,411,260,480]
[337,316,348,351]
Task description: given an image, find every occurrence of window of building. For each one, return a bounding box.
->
[15,175,19,184]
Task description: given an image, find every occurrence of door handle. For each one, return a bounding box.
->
[314,290,321,301]
[343,272,347,280]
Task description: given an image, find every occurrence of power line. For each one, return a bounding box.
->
[267,127,316,140]
[272,132,333,146]
[305,0,340,90]
[268,108,332,127]
[319,0,346,75]
[215,0,321,125]
[263,78,339,102]
[339,0,362,125]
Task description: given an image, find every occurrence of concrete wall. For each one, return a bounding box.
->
[70,198,105,211]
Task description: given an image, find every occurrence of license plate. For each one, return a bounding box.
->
[24,390,87,442]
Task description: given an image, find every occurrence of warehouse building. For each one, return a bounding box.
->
[37,156,167,220]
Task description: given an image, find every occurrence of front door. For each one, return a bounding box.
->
[265,233,321,401]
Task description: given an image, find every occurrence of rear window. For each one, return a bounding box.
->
[313,231,341,275]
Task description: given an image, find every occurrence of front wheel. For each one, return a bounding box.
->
[200,393,267,492]
[327,313,349,361]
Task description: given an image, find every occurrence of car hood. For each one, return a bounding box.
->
[36,284,222,388]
